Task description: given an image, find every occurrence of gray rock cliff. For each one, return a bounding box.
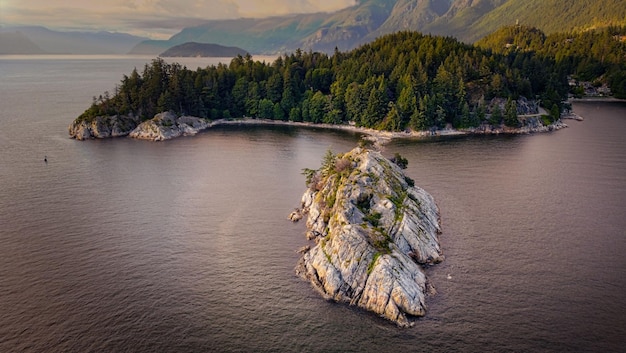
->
[69,112,211,141]
[293,147,443,327]
[68,114,139,140]
[128,112,210,141]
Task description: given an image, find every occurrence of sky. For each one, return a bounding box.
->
[0,0,357,39]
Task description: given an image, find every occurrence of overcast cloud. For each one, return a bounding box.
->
[0,0,357,38]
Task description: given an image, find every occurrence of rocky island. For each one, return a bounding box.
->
[291,147,443,327]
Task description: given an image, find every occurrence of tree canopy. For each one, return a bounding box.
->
[80,30,577,131]
[477,25,626,98]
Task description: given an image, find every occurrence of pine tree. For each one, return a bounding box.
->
[321,148,336,176]
[490,104,503,126]
[504,98,520,127]
[365,77,387,128]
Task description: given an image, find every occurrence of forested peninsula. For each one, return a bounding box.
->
[69,27,626,141]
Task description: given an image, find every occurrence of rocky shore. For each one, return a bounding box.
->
[128,112,210,141]
[70,112,568,144]
[68,114,140,141]
[68,112,212,141]
[291,147,443,327]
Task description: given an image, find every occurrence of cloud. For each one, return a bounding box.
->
[0,0,357,39]
[236,1,357,17]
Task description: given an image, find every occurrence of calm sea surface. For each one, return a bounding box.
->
[0,56,625,352]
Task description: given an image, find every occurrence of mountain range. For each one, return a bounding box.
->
[2,0,625,56]
[131,0,626,54]
[0,26,148,55]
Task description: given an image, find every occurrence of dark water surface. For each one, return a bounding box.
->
[1,57,624,352]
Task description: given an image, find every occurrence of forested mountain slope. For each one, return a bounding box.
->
[131,0,396,54]
[130,0,626,54]
[476,25,626,98]
[464,0,626,42]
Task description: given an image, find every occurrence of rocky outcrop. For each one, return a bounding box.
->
[68,114,139,140]
[293,147,443,327]
[489,96,539,115]
[464,117,568,135]
[128,112,210,141]
[69,112,211,141]
[515,117,568,133]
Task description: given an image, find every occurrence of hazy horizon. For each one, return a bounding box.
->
[0,0,357,39]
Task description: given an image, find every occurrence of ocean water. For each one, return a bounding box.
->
[0,56,624,352]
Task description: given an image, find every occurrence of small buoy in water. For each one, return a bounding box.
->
[44,155,47,163]
[447,274,452,280]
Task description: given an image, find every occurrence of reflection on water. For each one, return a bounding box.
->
[0,58,624,352]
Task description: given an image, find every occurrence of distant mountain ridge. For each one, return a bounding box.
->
[130,0,626,54]
[159,42,248,57]
[0,26,148,54]
[0,31,46,54]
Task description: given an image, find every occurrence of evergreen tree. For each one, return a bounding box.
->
[281,69,297,113]
[321,148,336,176]
[345,82,366,125]
[379,102,402,131]
[504,98,520,127]
[364,77,387,128]
[273,103,285,120]
[476,98,487,124]
[397,82,417,127]
[258,99,274,119]
[489,104,503,126]
[245,82,261,117]
[550,103,560,122]
[309,91,328,124]
[231,77,248,118]
[289,107,302,122]
[266,73,283,103]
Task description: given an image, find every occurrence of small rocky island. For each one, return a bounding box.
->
[290,147,443,327]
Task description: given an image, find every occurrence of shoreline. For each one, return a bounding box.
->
[69,112,572,145]
[204,117,568,147]
[569,97,626,103]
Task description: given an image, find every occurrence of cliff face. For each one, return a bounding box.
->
[128,112,210,141]
[69,112,210,141]
[68,114,139,140]
[293,147,443,327]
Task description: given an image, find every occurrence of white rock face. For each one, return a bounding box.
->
[129,112,210,141]
[68,115,138,140]
[294,147,443,327]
